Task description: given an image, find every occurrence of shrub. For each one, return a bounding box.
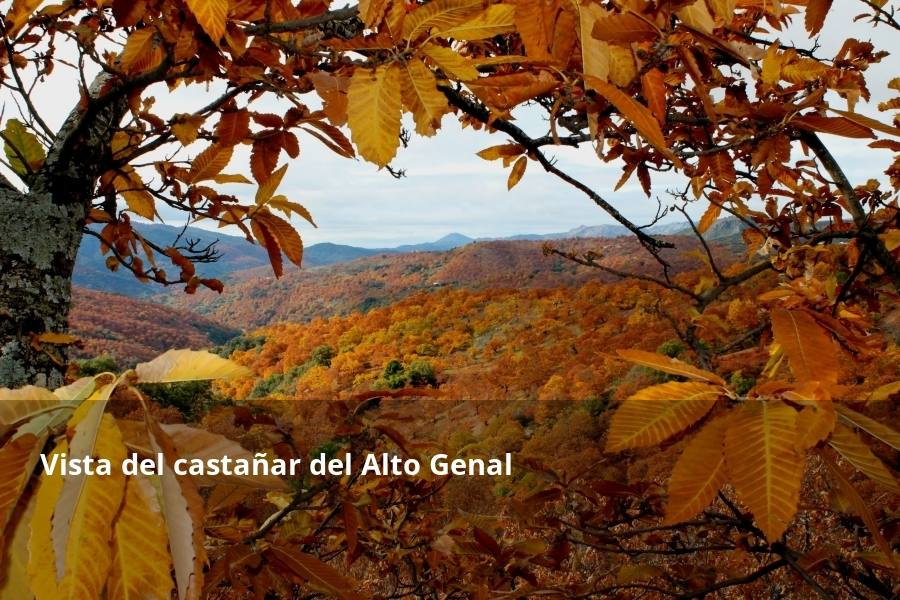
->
[408,359,437,387]
[310,345,336,367]
[74,354,118,376]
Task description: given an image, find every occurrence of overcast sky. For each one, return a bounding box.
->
[3,2,896,247]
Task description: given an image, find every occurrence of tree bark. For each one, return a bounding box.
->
[0,74,127,389]
[0,187,85,388]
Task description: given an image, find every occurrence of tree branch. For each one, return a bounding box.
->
[440,85,674,252]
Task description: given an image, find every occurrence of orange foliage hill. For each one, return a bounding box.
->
[166,236,730,330]
[70,287,239,365]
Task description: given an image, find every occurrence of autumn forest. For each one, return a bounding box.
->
[1,0,899,599]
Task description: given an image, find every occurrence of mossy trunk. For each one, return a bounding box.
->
[0,74,127,389]
[0,187,85,388]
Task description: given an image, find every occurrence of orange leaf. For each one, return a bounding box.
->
[266,547,365,600]
[794,115,874,139]
[804,0,832,36]
[640,68,666,126]
[615,349,725,385]
[664,415,729,524]
[216,109,250,146]
[184,0,228,42]
[510,0,554,59]
[251,219,283,278]
[770,309,839,383]
[829,108,900,138]
[697,202,721,234]
[829,423,900,495]
[507,156,527,190]
[188,144,233,183]
[606,382,721,452]
[591,12,657,43]
[254,211,304,267]
[821,452,899,575]
[585,76,678,164]
[835,405,900,452]
[725,400,803,542]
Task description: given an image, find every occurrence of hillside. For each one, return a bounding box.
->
[69,287,239,365]
[74,220,746,299]
[163,236,728,330]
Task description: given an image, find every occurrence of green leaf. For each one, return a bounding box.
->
[3,119,45,178]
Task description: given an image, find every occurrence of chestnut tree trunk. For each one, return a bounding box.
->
[0,76,127,388]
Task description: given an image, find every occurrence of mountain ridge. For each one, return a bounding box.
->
[74,219,744,299]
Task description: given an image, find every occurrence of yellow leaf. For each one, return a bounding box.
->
[420,43,480,81]
[725,400,803,542]
[476,144,524,161]
[793,402,836,450]
[706,0,736,23]
[35,333,78,345]
[697,202,721,234]
[437,4,516,40]
[0,387,60,438]
[348,64,402,168]
[507,156,527,190]
[269,196,316,226]
[358,0,391,28]
[3,119,45,177]
[400,58,450,136]
[134,349,251,383]
[54,413,127,600]
[510,0,554,59]
[171,114,205,146]
[28,440,65,600]
[119,28,164,74]
[584,76,678,164]
[761,43,783,86]
[212,173,252,184]
[879,230,900,251]
[769,309,839,383]
[187,144,233,183]
[0,434,46,545]
[615,349,726,385]
[617,563,663,584]
[678,0,715,33]
[117,421,288,489]
[184,0,228,42]
[5,0,42,36]
[664,415,729,524]
[0,491,36,600]
[835,404,900,451]
[606,382,722,452]
[782,58,828,84]
[53,378,96,402]
[591,12,657,43]
[829,424,900,494]
[641,68,667,125]
[578,2,609,87]
[142,417,206,600]
[108,475,174,600]
[112,168,155,220]
[255,163,288,205]
[867,380,900,404]
[607,45,637,87]
[402,0,482,41]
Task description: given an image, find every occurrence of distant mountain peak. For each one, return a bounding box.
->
[436,233,474,244]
